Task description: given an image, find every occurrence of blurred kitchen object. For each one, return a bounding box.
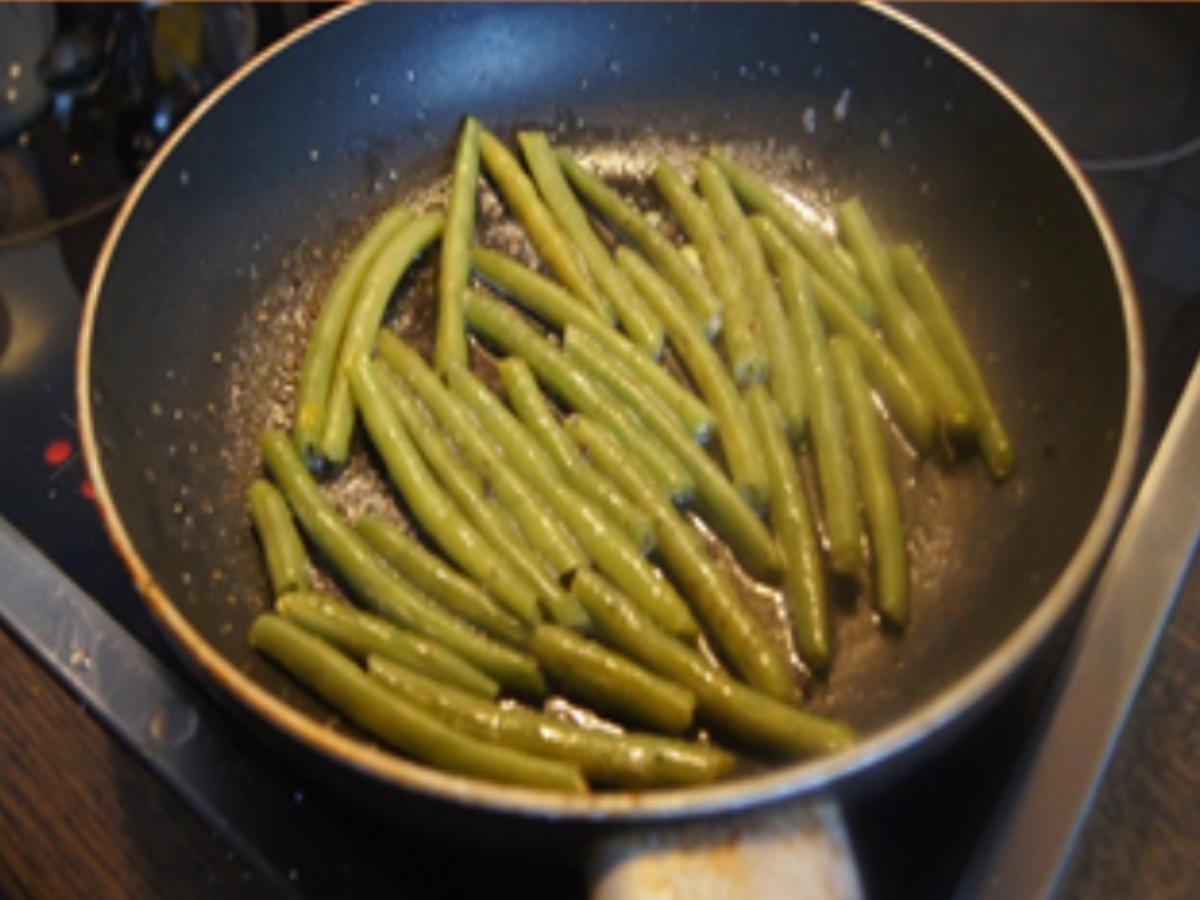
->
[0,4,56,140]
[0,3,321,253]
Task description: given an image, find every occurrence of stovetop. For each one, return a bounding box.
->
[2,5,1198,898]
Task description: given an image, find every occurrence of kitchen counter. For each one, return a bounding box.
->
[1,5,1198,898]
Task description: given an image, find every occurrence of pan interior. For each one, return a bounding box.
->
[85,4,1129,804]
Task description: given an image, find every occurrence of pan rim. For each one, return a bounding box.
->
[77,1,1145,822]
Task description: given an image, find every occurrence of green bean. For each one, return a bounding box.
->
[566,416,796,702]
[293,204,413,466]
[349,358,543,628]
[617,251,782,583]
[276,592,500,698]
[572,571,857,757]
[445,361,575,483]
[319,212,444,465]
[680,243,704,273]
[519,131,664,355]
[477,129,612,322]
[890,245,1015,479]
[471,246,714,441]
[247,479,310,596]
[654,160,764,384]
[260,430,545,697]
[557,150,723,336]
[700,159,807,436]
[804,261,936,453]
[368,655,732,787]
[561,319,779,580]
[754,217,863,574]
[710,149,877,322]
[447,363,695,638]
[355,517,527,645]
[249,614,582,792]
[461,289,695,501]
[529,625,696,734]
[836,198,972,441]
[829,338,909,628]
[377,331,587,578]
[434,117,480,375]
[498,357,656,553]
[744,385,832,673]
[687,162,767,386]
[374,357,584,629]
[615,246,765,500]
[562,325,688,447]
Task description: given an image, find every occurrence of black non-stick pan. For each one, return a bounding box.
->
[78,3,1141,891]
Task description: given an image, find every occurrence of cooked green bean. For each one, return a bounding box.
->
[803,271,935,454]
[561,325,688,447]
[566,416,795,702]
[349,358,543,628]
[498,357,656,553]
[471,246,714,441]
[729,192,806,439]
[276,592,500,698]
[617,252,784,584]
[572,571,857,757]
[319,211,444,465]
[710,149,877,322]
[247,479,310,596]
[530,624,696,735]
[700,165,806,436]
[680,243,703,273]
[374,356,583,629]
[560,320,780,581]
[557,150,723,336]
[519,130,663,355]
[368,655,731,788]
[616,245,767,502]
[446,360,581,482]
[699,158,807,436]
[373,353,589,630]
[249,614,581,792]
[386,379,485,497]
[755,217,863,574]
[434,117,480,375]
[355,517,527,645]
[478,129,612,322]
[657,159,765,384]
[891,245,1015,479]
[260,430,545,697]
[829,338,909,628]
[836,198,972,440]
[744,386,832,672]
[462,288,695,500]
[376,331,587,578]
[293,204,413,466]
[448,362,695,638]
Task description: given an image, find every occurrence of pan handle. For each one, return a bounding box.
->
[587,799,864,899]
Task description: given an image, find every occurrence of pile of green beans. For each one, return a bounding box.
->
[242,117,1014,794]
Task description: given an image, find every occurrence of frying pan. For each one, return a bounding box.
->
[77,2,1141,892]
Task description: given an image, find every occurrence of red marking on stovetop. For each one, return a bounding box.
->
[80,479,94,501]
[43,439,72,467]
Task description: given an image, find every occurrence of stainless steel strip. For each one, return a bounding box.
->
[959,355,1200,899]
[0,514,302,899]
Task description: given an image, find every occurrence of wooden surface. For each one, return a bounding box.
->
[0,625,274,900]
